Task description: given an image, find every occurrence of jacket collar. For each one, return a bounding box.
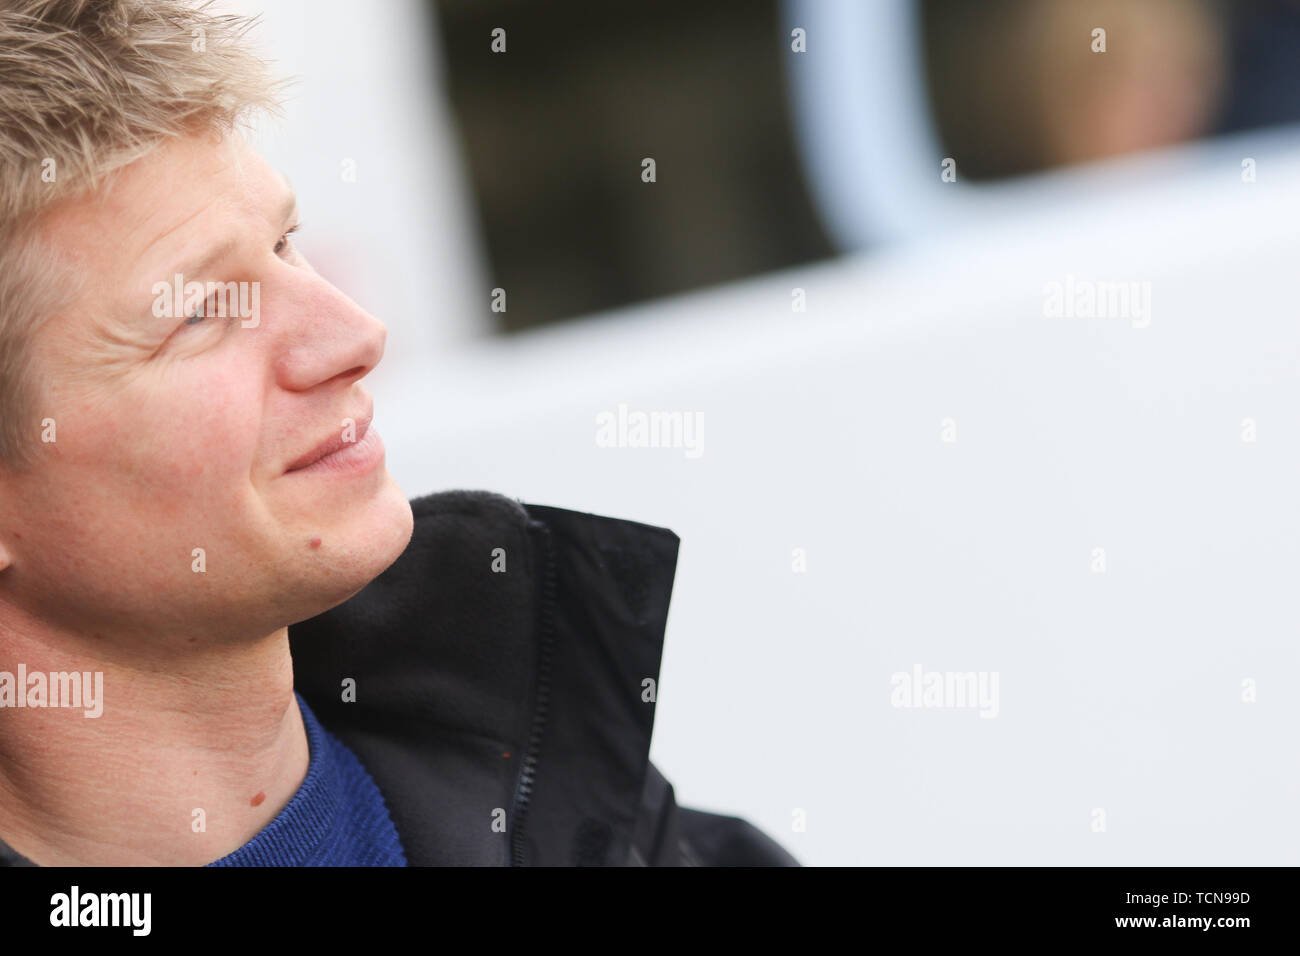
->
[288,489,680,865]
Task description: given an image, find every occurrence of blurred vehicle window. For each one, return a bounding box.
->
[432,0,834,334]
[431,0,1300,331]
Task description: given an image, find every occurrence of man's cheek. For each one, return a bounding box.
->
[143,398,261,479]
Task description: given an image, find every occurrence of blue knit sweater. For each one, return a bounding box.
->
[206,692,407,867]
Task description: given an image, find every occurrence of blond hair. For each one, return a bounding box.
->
[0,0,288,470]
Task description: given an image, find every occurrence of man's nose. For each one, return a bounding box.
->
[271,274,387,392]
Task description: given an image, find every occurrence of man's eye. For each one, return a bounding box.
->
[176,224,302,332]
[275,223,302,256]
[181,294,233,329]
[183,299,214,326]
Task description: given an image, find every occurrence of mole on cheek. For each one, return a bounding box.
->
[250,791,266,807]
[309,537,321,549]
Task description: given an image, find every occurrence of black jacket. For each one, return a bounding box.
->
[0,489,798,867]
[290,489,798,866]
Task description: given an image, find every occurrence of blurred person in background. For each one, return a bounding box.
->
[923,0,1227,180]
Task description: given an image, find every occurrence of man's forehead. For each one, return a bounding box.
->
[43,134,288,260]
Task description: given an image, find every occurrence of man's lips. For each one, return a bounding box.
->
[285,411,374,472]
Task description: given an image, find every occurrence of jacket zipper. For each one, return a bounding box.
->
[510,521,558,865]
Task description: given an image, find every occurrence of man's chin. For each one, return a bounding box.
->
[367,475,415,574]
[283,476,413,623]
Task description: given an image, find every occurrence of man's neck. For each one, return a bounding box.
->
[0,619,308,866]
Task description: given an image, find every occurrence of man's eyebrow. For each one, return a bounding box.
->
[157,189,300,282]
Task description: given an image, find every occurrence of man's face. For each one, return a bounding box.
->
[0,130,414,648]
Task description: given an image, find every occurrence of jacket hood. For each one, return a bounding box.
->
[288,489,681,866]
